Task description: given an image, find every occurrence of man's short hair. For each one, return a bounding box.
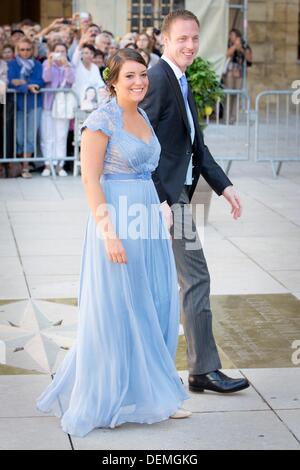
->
[11,29,25,37]
[161,10,200,36]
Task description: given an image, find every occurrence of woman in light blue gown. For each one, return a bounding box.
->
[36,49,191,437]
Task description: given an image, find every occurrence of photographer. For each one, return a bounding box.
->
[223,28,252,123]
[40,42,75,177]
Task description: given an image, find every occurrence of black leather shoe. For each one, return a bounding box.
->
[188,370,250,394]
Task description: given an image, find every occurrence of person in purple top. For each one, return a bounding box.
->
[40,42,75,177]
[8,38,44,178]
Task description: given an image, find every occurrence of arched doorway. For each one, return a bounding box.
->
[0,0,73,27]
[1,0,40,25]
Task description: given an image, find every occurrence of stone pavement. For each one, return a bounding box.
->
[0,369,299,450]
[0,161,300,449]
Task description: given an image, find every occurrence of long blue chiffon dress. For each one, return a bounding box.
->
[36,97,190,437]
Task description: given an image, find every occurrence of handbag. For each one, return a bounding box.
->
[52,90,78,119]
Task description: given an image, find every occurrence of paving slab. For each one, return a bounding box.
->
[276,410,300,442]
[0,374,51,417]
[71,410,300,450]
[241,368,300,410]
[20,255,81,276]
[27,275,79,299]
[0,417,71,450]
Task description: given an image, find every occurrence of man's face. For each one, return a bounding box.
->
[88,26,100,38]
[96,36,111,54]
[3,25,11,36]
[11,32,25,46]
[163,19,200,72]
[17,41,33,60]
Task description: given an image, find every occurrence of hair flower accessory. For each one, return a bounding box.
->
[102,67,110,81]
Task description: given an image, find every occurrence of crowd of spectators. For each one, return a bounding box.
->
[0,13,163,178]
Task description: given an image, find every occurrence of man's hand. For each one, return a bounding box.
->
[160,200,173,230]
[79,31,94,46]
[28,84,40,94]
[222,186,242,219]
[49,18,65,30]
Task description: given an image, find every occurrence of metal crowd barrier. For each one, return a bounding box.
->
[2,87,299,180]
[1,88,79,178]
[73,89,251,178]
[254,90,300,177]
[200,88,251,174]
[73,109,90,177]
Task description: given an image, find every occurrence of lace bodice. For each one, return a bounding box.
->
[81,97,161,175]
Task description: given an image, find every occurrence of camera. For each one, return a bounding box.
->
[80,12,89,20]
[52,52,62,60]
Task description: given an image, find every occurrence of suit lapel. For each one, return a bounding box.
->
[159,59,191,134]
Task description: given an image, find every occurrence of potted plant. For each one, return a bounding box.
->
[186,57,224,224]
[186,57,224,122]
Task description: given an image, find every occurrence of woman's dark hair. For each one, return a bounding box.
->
[230,28,242,38]
[138,48,150,66]
[2,44,14,52]
[94,49,105,58]
[82,43,96,56]
[105,48,147,96]
[50,42,68,53]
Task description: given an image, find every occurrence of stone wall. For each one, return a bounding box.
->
[40,0,72,27]
[247,0,300,103]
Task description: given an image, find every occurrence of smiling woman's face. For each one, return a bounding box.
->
[113,60,148,104]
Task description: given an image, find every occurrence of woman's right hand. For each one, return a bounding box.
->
[104,236,128,264]
[160,200,173,230]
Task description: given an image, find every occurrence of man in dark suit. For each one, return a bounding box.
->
[140,9,249,393]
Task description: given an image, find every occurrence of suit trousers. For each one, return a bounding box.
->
[170,185,222,375]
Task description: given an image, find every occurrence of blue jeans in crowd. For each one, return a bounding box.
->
[16,107,42,155]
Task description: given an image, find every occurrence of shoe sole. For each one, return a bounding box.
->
[170,412,192,419]
[189,383,250,394]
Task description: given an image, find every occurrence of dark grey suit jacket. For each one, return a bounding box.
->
[140,59,232,205]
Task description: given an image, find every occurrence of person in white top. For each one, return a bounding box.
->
[72,32,105,109]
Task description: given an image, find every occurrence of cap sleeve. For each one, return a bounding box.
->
[80,107,113,137]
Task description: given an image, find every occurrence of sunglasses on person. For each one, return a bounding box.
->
[19,48,32,51]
